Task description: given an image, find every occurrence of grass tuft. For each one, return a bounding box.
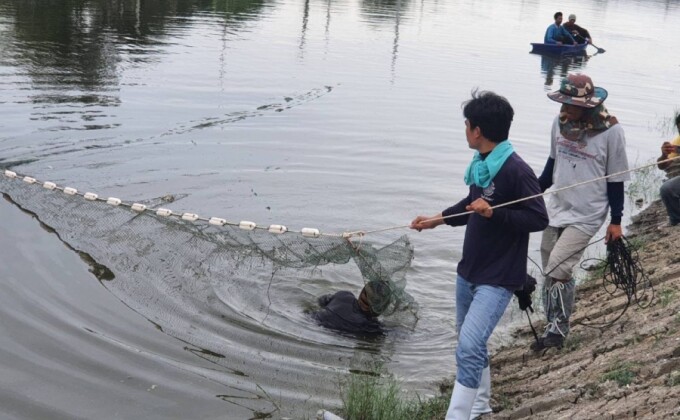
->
[658,288,676,307]
[339,370,449,420]
[600,360,639,387]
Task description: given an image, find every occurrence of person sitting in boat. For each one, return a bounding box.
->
[563,14,592,45]
[544,11,577,45]
[311,280,392,335]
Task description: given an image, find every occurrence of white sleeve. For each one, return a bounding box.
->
[549,117,559,160]
[606,124,630,182]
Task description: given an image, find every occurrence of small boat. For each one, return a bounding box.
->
[530,42,588,55]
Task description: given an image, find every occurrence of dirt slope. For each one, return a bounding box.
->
[488,200,680,419]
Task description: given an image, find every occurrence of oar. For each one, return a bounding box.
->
[588,41,605,53]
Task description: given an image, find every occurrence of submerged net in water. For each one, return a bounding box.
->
[0,172,417,325]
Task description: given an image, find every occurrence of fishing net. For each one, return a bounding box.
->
[0,173,417,327]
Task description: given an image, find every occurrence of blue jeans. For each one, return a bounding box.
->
[455,275,513,388]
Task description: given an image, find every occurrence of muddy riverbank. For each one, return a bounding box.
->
[488,199,680,419]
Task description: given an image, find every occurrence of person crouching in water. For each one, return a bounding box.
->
[312,280,391,335]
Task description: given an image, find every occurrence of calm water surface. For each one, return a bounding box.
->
[1,0,679,418]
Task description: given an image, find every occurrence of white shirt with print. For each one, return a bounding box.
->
[546,116,630,236]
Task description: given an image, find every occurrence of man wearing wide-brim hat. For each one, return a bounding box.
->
[533,73,630,351]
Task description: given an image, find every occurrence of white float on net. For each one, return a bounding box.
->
[268,224,287,234]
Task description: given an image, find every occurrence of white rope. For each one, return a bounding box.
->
[1,169,343,238]
[3,154,678,239]
[358,154,680,236]
[547,282,568,337]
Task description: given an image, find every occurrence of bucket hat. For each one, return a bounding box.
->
[547,74,608,108]
[364,280,392,316]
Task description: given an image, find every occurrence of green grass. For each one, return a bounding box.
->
[339,371,449,420]
[665,371,680,387]
[658,288,677,307]
[495,392,515,411]
[600,360,639,387]
[623,333,643,346]
[626,157,665,205]
[580,260,606,284]
[563,333,583,352]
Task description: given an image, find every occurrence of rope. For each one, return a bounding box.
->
[546,282,569,337]
[575,236,654,328]
[525,234,654,338]
[359,154,680,235]
[3,154,679,239]
[524,231,656,345]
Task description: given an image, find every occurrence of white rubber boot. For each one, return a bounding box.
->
[316,409,344,420]
[445,381,478,420]
[469,366,492,419]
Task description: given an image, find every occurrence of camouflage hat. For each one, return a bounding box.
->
[547,74,608,108]
[364,280,392,316]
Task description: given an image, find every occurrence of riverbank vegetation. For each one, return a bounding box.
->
[338,370,449,420]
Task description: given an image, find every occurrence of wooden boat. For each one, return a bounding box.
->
[530,42,588,55]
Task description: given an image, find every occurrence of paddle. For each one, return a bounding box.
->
[588,42,605,53]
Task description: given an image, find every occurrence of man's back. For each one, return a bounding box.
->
[544,24,558,43]
[544,23,574,44]
[312,291,383,335]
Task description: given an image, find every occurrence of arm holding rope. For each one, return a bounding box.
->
[486,165,549,232]
[410,195,471,231]
[605,182,624,243]
[603,125,629,243]
[658,142,675,170]
[410,212,446,231]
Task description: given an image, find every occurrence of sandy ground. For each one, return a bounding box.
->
[486,200,680,419]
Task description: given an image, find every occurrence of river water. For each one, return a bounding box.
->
[1,0,679,418]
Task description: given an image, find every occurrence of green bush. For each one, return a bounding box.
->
[340,372,449,420]
[601,360,639,387]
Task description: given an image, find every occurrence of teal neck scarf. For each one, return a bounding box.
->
[464,140,514,188]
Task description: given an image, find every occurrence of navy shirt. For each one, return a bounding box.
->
[312,291,383,335]
[442,152,548,290]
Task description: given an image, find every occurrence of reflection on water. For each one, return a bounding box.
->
[360,0,412,21]
[539,52,590,89]
[0,0,270,131]
[360,0,410,82]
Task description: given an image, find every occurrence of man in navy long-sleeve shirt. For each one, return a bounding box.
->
[544,11,576,45]
[411,91,548,419]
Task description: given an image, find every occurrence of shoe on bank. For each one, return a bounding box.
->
[530,333,564,351]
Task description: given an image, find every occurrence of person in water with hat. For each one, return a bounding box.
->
[562,14,593,45]
[312,280,391,335]
[534,73,629,351]
[411,90,548,419]
[544,12,577,45]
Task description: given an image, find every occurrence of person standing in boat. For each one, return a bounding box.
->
[563,14,592,45]
[410,91,548,419]
[534,74,629,351]
[544,12,577,45]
